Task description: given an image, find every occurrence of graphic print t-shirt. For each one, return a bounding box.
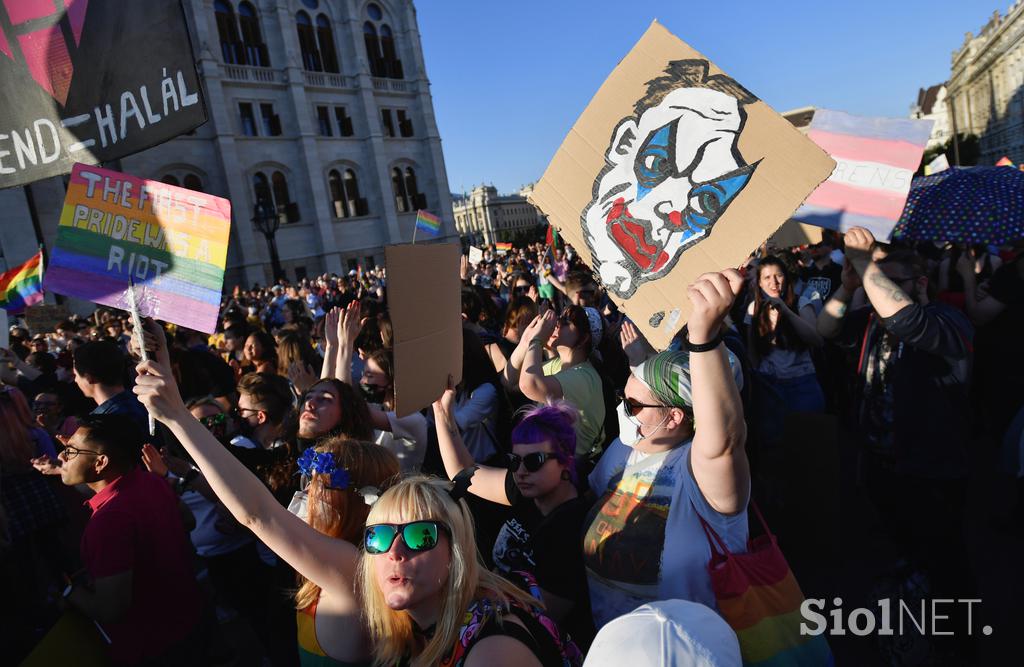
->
[492,471,595,649]
[583,439,748,629]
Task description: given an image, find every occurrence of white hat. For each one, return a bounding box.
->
[583,600,741,667]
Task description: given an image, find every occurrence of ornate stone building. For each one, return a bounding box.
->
[946,4,1024,164]
[0,0,454,288]
[453,184,544,246]
[910,83,953,149]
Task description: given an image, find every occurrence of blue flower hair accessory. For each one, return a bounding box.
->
[296,447,350,490]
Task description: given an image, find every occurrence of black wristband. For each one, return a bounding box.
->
[685,333,723,353]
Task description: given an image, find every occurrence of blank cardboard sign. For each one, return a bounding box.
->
[530,21,835,350]
[386,243,463,417]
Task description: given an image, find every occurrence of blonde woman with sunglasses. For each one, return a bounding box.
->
[133,319,579,667]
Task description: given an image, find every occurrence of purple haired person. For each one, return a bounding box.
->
[434,386,597,651]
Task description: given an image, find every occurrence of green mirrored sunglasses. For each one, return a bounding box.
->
[364,521,448,555]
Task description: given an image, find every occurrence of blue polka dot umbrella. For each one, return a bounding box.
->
[891,166,1024,245]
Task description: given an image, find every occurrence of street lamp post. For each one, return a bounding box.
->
[252,199,284,285]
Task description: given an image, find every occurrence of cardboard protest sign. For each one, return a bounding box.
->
[530,21,835,349]
[925,153,949,175]
[0,0,206,189]
[44,163,230,333]
[385,243,462,417]
[24,303,71,335]
[468,246,483,265]
[793,109,933,240]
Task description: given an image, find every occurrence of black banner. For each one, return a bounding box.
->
[0,0,206,189]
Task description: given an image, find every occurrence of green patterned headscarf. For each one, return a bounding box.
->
[633,349,744,412]
[634,351,694,410]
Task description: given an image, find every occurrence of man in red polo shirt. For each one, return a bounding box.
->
[58,413,203,665]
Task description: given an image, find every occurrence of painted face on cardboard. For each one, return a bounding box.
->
[583,80,757,299]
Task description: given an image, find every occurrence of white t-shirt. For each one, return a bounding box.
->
[583,439,748,629]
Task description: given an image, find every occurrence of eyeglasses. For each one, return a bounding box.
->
[61,445,102,461]
[506,451,557,473]
[615,389,666,417]
[234,407,260,419]
[364,521,449,555]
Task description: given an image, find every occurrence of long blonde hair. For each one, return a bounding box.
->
[356,476,538,667]
[294,439,400,610]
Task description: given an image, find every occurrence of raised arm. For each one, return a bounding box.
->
[431,381,510,506]
[817,259,860,339]
[502,311,547,391]
[765,294,823,347]
[518,311,563,402]
[844,227,913,319]
[132,320,359,606]
[334,301,361,384]
[957,251,1009,326]
[320,307,340,380]
[686,270,749,515]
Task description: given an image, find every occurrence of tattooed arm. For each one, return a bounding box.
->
[843,227,913,319]
[859,263,913,318]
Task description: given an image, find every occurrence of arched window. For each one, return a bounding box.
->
[316,14,339,73]
[162,175,180,187]
[328,169,368,219]
[328,170,349,218]
[344,169,367,216]
[183,174,204,193]
[296,11,322,71]
[271,171,298,223]
[214,1,243,65]
[391,167,409,213]
[363,22,385,78]
[364,4,402,79]
[237,2,269,67]
[404,167,425,210]
[253,171,273,207]
[379,25,403,79]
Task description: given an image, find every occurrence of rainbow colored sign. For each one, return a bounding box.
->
[44,163,231,333]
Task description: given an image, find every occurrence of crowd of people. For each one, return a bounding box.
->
[0,228,1021,666]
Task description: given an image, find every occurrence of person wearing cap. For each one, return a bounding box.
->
[583,599,741,667]
[512,304,607,464]
[583,270,750,629]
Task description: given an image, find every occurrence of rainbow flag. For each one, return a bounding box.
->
[494,242,513,253]
[0,251,44,313]
[996,156,1015,167]
[414,210,441,237]
[794,108,932,241]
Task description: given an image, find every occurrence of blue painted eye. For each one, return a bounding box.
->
[634,123,675,200]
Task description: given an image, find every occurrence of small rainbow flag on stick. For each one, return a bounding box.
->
[0,250,44,313]
[414,210,441,239]
[494,242,513,253]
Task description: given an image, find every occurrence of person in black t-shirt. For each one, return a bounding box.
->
[800,235,844,305]
[433,385,596,650]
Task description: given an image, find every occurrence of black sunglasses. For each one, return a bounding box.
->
[615,389,665,417]
[364,521,449,555]
[506,451,557,473]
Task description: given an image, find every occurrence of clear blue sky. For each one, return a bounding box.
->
[417,0,998,195]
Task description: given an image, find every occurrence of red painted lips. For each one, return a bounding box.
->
[606,198,669,273]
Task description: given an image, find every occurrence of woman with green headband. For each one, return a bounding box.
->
[582,269,751,630]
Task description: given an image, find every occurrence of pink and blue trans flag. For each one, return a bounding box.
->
[793,109,933,241]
